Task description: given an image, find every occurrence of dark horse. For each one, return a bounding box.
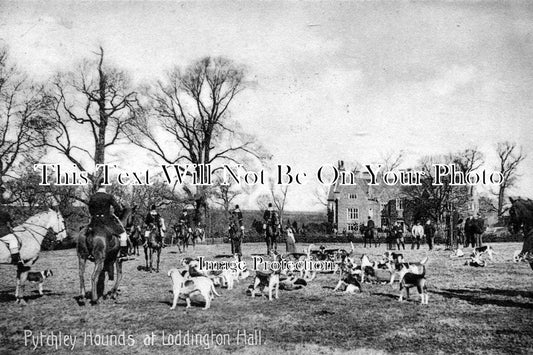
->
[125,205,141,256]
[252,219,278,255]
[362,226,377,248]
[77,207,134,305]
[144,226,162,273]
[173,223,190,253]
[228,221,243,256]
[508,197,533,270]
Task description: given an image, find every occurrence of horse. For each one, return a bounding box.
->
[143,225,162,273]
[173,223,190,253]
[128,225,142,256]
[228,221,243,256]
[77,207,134,305]
[0,208,67,304]
[190,226,205,248]
[252,219,278,255]
[124,206,142,256]
[508,197,533,270]
[362,226,376,248]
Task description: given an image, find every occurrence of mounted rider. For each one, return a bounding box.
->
[0,201,23,266]
[145,204,163,240]
[229,204,244,260]
[87,179,129,259]
[263,203,280,232]
[178,209,192,234]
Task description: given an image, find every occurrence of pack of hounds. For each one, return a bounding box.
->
[167,243,436,309]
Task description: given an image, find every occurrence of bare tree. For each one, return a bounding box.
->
[380,150,404,171]
[40,47,137,198]
[495,141,526,218]
[128,56,268,222]
[0,47,47,199]
[313,183,330,207]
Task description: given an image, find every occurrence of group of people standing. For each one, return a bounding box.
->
[380,219,437,251]
[227,203,298,259]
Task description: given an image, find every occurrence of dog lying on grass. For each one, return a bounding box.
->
[333,272,362,293]
[168,268,220,310]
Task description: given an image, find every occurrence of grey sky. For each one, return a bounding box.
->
[1,1,532,210]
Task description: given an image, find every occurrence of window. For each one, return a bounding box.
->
[348,193,357,199]
[396,198,404,210]
[347,208,359,220]
[347,223,358,232]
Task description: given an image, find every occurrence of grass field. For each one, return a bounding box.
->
[0,242,532,355]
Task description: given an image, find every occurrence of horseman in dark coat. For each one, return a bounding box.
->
[145,204,163,240]
[87,180,129,258]
[0,206,22,266]
[263,203,279,229]
[229,205,244,259]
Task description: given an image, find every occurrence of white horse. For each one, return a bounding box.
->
[0,209,67,304]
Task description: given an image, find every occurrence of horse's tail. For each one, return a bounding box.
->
[104,259,115,281]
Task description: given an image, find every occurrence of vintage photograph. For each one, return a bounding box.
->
[0,1,532,354]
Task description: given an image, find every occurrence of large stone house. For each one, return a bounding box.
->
[327,162,404,232]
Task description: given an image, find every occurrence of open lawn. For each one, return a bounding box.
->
[0,242,532,355]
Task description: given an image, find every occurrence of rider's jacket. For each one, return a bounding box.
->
[367,219,375,229]
[88,192,122,218]
[145,212,162,228]
[263,208,279,226]
[231,209,243,227]
[178,213,191,227]
[0,209,12,237]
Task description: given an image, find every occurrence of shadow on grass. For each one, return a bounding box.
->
[0,289,65,303]
[432,288,533,309]
[371,292,399,300]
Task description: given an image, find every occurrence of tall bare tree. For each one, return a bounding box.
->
[0,47,47,200]
[40,47,137,199]
[128,56,268,223]
[495,141,526,219]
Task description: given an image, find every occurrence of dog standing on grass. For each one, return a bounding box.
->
[250,253,281,301]
[398,265,428,305]
[19,269,53,297]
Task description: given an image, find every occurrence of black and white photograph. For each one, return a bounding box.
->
[0,1,532,354]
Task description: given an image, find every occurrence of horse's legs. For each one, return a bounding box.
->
[156,248,161,273]
[266,233,271,255]
[144,246,149,270]
[90,261,104,304]
[149,248,154,273]
[78,257,87,304]
[16,266,29,305]
[110,260,122,299]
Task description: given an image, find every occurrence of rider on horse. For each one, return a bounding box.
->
[229,204,244,260]
[178,210,192,234]
[145,204,163,240]
[263,203,280,232]
[0,206,23,266]
[88,180,129,259]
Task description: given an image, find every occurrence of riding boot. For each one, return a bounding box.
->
[11,253,24,267]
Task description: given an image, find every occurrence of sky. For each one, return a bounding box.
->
[1,0,533,211]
